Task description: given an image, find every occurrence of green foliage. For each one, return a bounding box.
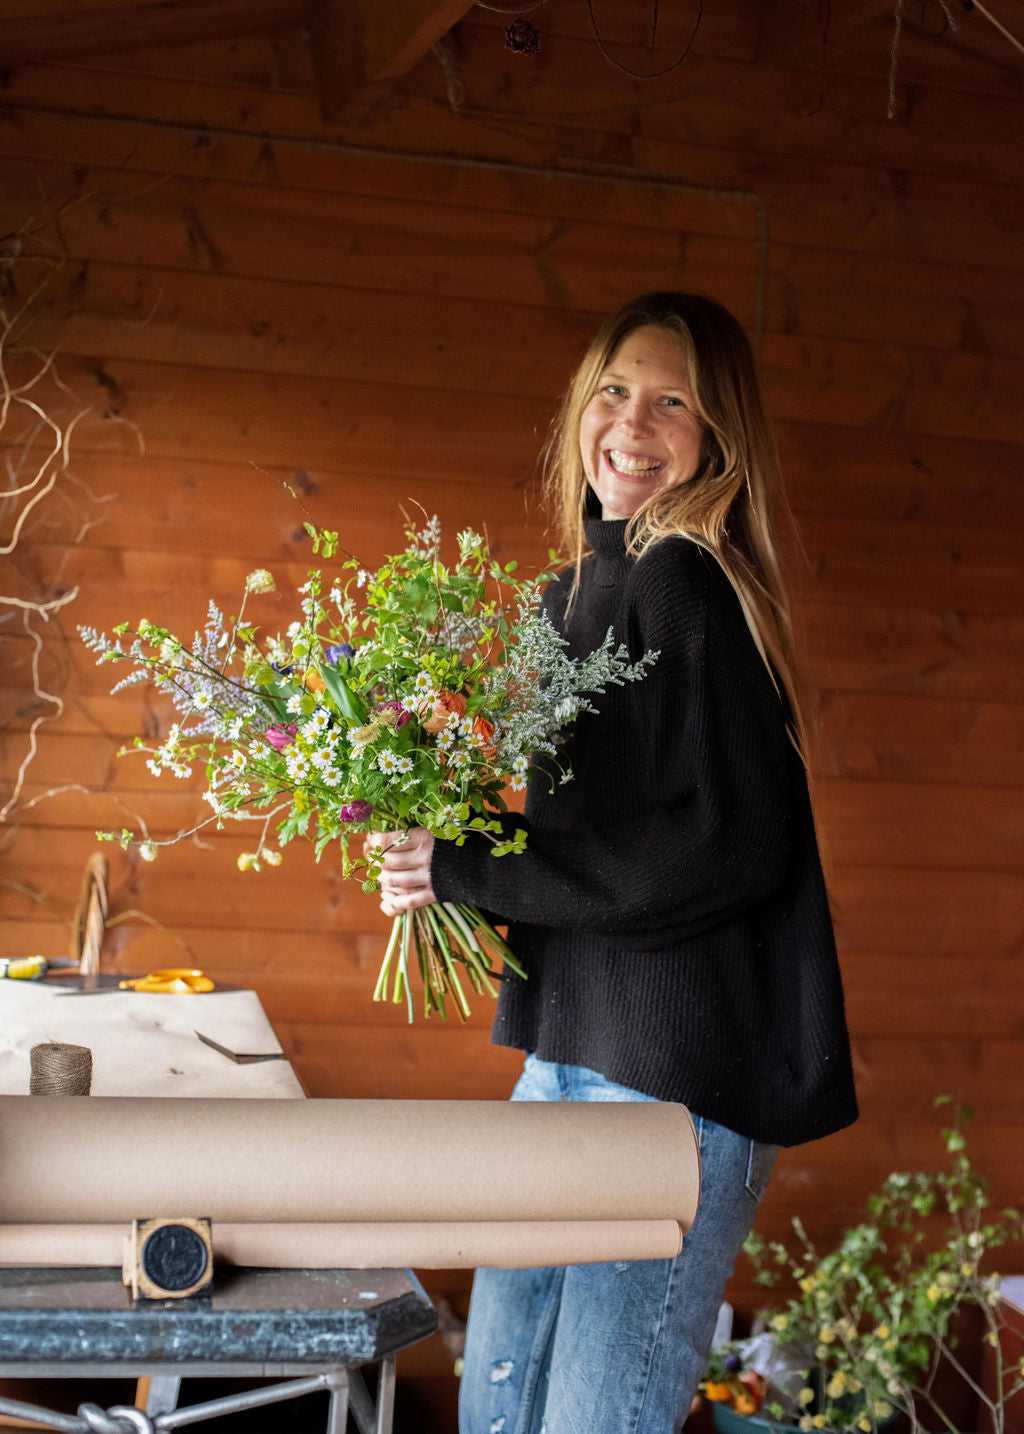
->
[739,1102,1024,1434]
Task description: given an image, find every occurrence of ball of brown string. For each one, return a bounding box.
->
[30,1043,93,1096]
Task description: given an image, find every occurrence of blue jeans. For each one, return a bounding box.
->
[459,1055,778,1434]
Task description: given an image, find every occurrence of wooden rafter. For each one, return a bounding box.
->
[0,0,312,67]
[311,0,476,123]
[757,0,893,65]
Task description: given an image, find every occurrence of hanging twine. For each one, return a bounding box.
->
[71,851,108,975]
[30,1042,93,1096]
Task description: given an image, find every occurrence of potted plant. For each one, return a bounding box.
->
[700,1100,1024,1434]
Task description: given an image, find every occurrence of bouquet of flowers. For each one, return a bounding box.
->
[81,517,657,1020]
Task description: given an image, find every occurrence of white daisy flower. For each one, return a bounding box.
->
[192,691,212,712]
[396,755,414,774]
[322,766,342,787]
[510,774,527,792]
[287,753,310,780]
[450,750,469,770]
[229,750,247,771]
[377,750,398,774]
[285,693,305,715]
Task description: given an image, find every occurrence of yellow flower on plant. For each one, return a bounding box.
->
[926,1284,942,1302]
[847,1378,862,1395]
[798,1389,816,1408]
[799,1418,814,1432]
[770,1314,789,1332]
[813,1416,828,1428]
[800,1276,817,1293]
[818,1325,837,1344]
[827,1373,847,1400]
[874,1325,890,1341]
[857,1419,871,1432]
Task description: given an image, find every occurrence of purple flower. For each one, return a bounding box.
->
[265,723,298,752]
[325,643,355,665]
[723,1354,743,1375]
[339,800,374,823]
[271,662,294,676]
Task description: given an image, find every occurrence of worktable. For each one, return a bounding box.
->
[0,977,438,1432]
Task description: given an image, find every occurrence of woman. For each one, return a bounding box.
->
[368,292,858,1434]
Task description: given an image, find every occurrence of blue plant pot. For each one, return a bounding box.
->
[712,1404,803,1434]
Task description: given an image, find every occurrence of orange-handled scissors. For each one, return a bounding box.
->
[118,968,216,994]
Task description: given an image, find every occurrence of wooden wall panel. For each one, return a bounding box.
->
[2,2,1023,1420]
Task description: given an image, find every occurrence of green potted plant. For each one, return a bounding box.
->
[701,1100,1024,1434]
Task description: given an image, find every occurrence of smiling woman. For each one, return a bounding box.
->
[369,291,858,1434]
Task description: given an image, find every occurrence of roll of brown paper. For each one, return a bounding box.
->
[0,1219,685,1269]
[0,1095,700,1267]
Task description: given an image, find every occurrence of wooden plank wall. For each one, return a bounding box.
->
[1,1,1022,1423]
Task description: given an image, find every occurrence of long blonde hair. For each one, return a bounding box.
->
[545,291,809,755]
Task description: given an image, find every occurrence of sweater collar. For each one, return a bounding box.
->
[584,514,630,559]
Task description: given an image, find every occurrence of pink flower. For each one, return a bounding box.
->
[265,723,298,752]
[339,800,374,823]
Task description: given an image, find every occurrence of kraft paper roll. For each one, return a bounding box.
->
[0,1220,685,1270]
[0,1095,700,1267]
[0,1096,700,1226]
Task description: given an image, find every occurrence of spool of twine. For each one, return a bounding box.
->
[30,1043,93,1096]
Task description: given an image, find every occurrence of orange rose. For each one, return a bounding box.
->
[472,715,496,757]
[304,669,326,695]
[422,689,467,735]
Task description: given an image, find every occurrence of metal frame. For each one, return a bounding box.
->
[0,1356,396,1434]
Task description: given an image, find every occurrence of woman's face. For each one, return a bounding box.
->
[580,325,705,520]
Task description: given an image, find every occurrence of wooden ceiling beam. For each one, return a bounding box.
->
[757,0,892,65]
[311,0,476,124]
[0,0,312,69]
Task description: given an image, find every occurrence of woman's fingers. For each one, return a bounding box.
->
[365,827,437,914]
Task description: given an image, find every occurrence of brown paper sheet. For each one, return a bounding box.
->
[0,1095,700,1267]
[0,1220,684,1270]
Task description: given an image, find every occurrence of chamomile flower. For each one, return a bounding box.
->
[311,749,333,771]
[192,691,212,712]
[321,766,342,787]
[229,750,247,771]
[286,752,310,781]
[285,693,305,715]
[377,750,399,774]
[396,755,414,774]
[305,708,331,737]
[146,758,162,778]
[450,750,470,770]
[510,773,527,791]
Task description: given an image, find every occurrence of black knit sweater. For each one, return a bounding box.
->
[431,517,858,1147]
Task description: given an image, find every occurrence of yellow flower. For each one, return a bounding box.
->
[818,1325,837,1344]
[798,1388,816,1407]
[770,1314,789,1332]
[827,1373,847,1399]
[961,1263,976,1278]
[874,1325,891,1341]
[800,1276,818,1294]
[926,1284,942,1303]
[237,851,256,871]
[262,849,282,867]
[857,1419,871,1432]
[847,1379,862,1395]
[799,1419,814,1432]
[872,1401,893,1419]
[813,1416,828,1428]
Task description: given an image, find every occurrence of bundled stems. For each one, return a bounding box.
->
[374,901,526,1022]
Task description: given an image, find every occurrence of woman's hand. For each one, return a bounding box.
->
[364,827,437,917]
